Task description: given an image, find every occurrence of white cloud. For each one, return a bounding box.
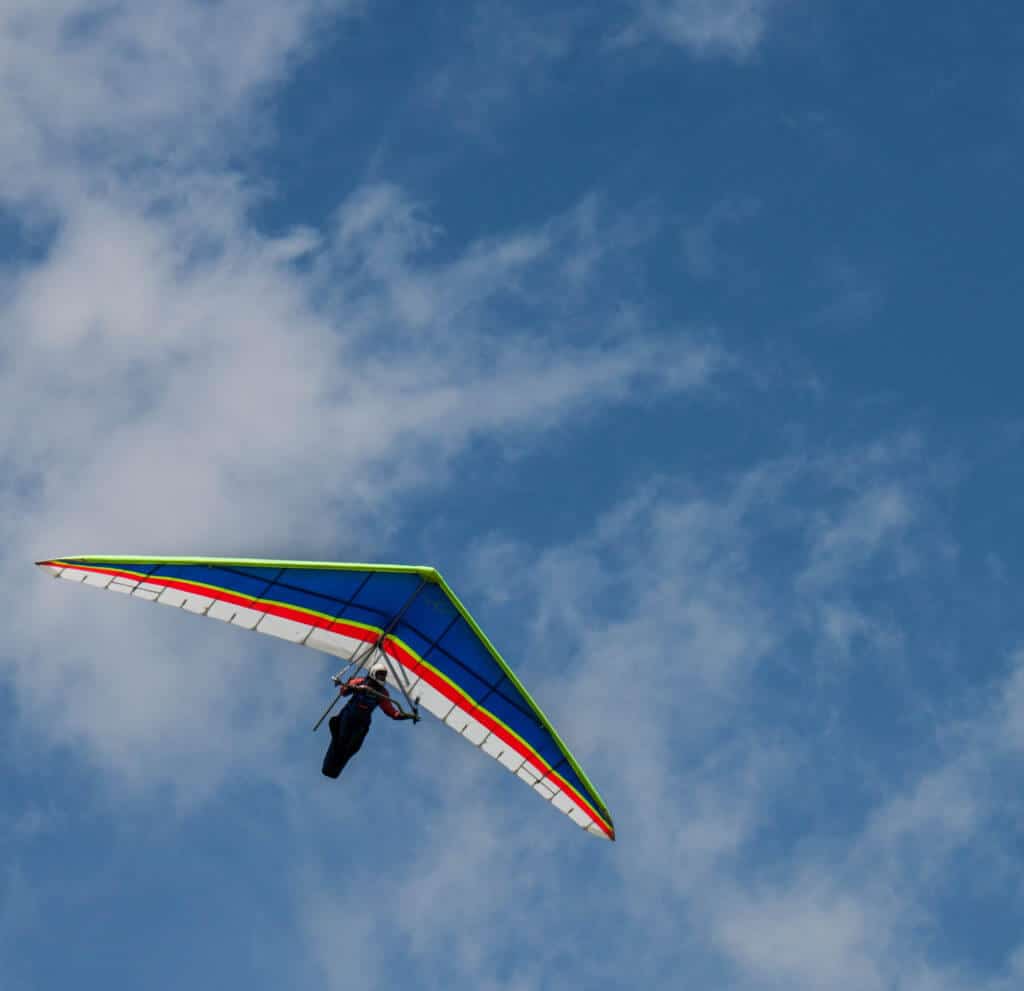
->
[714,874,886,990]
[0,2,720,805]
[701,641,1024,991]
[0,190,715,799]
[4,8,1021,991]
[618,0,781,59]
[318,439,1019,989]
[803,483,914,587]
[0,0,356,203]
[865,760,981,857]
[997,649,1024,751]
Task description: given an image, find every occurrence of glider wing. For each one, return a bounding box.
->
[36,556,615,840]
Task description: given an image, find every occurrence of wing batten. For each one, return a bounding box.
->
[36,555,615,840]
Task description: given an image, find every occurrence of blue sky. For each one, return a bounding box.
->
[2,2,1024,988]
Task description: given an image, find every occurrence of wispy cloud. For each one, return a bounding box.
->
[0,0,357,206]
[0,3,719,805]
[682,195,760,283]
[422,2,576,135]
[713,872,887,990]
[616,0,783,59]
[704,639,1024,991]
[809,257,885,331]
[326,434,1021,989]
[4,6,1020,991]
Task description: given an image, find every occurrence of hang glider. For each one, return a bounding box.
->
[36,556,615,841]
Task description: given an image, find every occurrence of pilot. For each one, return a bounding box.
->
[321,660,418,778]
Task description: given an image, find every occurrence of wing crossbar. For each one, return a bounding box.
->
[313,577,428,730]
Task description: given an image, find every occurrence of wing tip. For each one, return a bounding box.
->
[586,818,616,841]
